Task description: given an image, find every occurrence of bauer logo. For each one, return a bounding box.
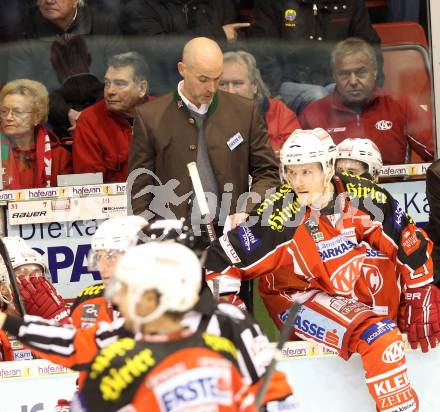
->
[157,367,232,412]
[360,319,396,345]
[238,225,262,254]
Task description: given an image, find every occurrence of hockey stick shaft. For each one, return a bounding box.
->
[0,237,25,316]
[187,162,220,298]
[255,302,301,410]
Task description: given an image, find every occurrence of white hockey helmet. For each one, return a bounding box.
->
[109,242,201,328]
[91,216,148,252]
[336,138,383,178]
[0,236,46,284]
[280,128,337,181]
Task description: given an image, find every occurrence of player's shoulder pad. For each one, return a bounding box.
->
[251,184,301,234]
[202,332,238,360]
[70,283,106,313]
[79,283,105,297]
[337,172,389,206]
[216,302,246,321]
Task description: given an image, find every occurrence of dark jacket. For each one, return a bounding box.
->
[128,89,279,219]
[120,0,238,37]
[248,0,381,89]
[49,74,104,138]
[120,0,238,95]
[7,4,126,91]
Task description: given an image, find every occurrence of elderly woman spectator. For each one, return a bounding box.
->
[0,79,72,189]
[219,50,301,160]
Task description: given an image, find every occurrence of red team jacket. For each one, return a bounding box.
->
[206,173,433,303]
[258,243,402,330]
[78,333,264,412]
[263,98,301,153]
[72,99,134,183]
[2,316,293,411]
[2,289,294,410]
[300,89,434,164]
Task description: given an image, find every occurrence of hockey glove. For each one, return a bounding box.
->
[18,275,69,323]
[402,284,440,352]
[219,293,247,313]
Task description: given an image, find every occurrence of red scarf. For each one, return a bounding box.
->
[1,126,53,189]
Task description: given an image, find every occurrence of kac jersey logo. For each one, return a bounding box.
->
[330,256,363,293]
[382,341,405,363]
[362,264,383,295]
[375,120,393,131]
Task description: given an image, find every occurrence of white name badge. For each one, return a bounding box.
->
[227,132,244,151]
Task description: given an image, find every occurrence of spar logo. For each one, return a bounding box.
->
[382,341,405,364]
[375,120,393,131]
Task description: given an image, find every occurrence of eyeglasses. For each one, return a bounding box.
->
[0,107,33,119]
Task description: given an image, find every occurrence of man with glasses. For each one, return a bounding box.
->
[69,215,147,329]
[72,52,152,183]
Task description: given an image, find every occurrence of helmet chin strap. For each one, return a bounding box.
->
[310,164,334,210]
[128,289,167,333]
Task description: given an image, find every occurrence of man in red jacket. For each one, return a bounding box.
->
[300,37,434,165]
[73,51,151,183]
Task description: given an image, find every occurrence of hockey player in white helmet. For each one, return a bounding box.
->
[87,215,148,284]
[0,236,68,323]
[334,138,404,321]
[335,137,383,183]
[0,236,68,361]
[279,127,336,209]
[205,128,440,411]
[0,226,296,411]
[70,215,148,329]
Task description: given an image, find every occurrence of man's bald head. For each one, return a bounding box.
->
[182,37,223,69]
[178,37,224,108]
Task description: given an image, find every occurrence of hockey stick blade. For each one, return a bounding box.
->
[255,302,301,410]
